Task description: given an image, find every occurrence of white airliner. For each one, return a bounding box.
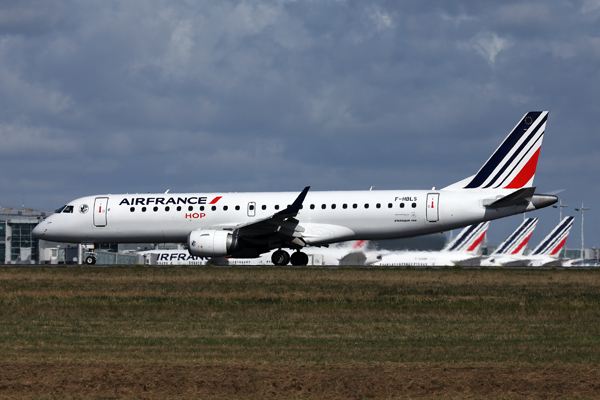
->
[33,111,557,265]
[138,240,377,266]
[480,217,539,267]
[482,216,575,267]
[372,221,489,267]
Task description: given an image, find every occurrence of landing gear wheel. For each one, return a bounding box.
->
[271,250,290,266]
[290,251,309,266]
[85,255,96,265]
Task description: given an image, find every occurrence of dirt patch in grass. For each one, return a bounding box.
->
[1,361,599,399]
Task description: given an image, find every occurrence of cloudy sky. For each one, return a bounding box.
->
[1,0,600,249]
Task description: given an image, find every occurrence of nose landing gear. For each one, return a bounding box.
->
[84,255,97,265]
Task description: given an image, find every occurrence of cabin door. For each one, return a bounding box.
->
[94,197,109,227]
[426,193,439,222]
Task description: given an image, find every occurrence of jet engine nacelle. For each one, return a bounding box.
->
[187,229,238,257]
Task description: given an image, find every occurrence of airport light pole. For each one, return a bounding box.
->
[552,199,569,223]
[574,203,590,260]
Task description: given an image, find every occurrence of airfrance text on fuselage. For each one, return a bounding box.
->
[119,196,222,206]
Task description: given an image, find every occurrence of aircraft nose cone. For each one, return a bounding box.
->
[32,222,47,239]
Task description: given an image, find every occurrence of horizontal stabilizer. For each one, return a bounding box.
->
[484,187,535,208]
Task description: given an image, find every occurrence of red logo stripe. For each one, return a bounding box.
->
[550,237,568,255]
[353,240,367,249]
[467,230,487,252]
[504,148,541,189]
[209,196,222,204]
[511,231,534,255]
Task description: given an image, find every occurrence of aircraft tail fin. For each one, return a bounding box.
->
[445,221,490,253]
[492,218,538,256]
[444,112,548,190]
[531,216,575,257]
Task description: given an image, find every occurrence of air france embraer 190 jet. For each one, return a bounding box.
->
[33,112,558,265]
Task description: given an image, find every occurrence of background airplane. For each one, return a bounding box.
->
[372,222,489,267]
[138,240,378,266]
[482,217,574,267]
[480,218,539,267]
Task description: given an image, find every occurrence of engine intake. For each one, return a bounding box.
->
[187,229,238,257]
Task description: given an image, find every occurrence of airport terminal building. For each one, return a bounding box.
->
[0,208,46,264]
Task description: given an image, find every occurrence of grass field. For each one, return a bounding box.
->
[1,266,599,399]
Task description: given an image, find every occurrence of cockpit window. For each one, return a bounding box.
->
[63,205,74,213]
[55,205,67,213]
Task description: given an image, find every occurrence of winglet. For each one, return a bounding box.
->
[276,186,310,217]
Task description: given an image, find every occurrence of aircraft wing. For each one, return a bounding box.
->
[205,187,309,248]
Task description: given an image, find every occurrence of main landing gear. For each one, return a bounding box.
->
[271,249,309,266]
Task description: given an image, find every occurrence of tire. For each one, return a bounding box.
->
[271,250,290,266]
[85,255,96,265]
[290,251,309,266]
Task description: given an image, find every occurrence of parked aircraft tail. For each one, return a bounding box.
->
[492,217,539,256]
[445,221,490,253]
[531,216,575,257]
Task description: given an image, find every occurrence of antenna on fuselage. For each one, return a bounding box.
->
[165,189,170,194]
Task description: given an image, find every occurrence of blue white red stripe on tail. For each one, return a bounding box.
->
[465,111,548,189]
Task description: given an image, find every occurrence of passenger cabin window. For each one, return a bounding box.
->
[275,205,280,210]
[331,204,336,209]
[310,204,315,210]
[165,206,170,212]
[153,206,158,212]
[400,203,405,208]
[343,204,348,209]
[376,203,381,209]
[212,206,217,211]
[412,203,417,208]
[321,204,326,209]
[130,207,135,212]
[177,206,182,211]
[364,204,369,209]
[200,206,205,211]
[235,205,240,211]
[142,207,147,212]
[62,206,74,213]
[188,206,193,211]
[262,205,267,210]
[249,205,255,210]
[353,204,358,209]
[223,206,228,211]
